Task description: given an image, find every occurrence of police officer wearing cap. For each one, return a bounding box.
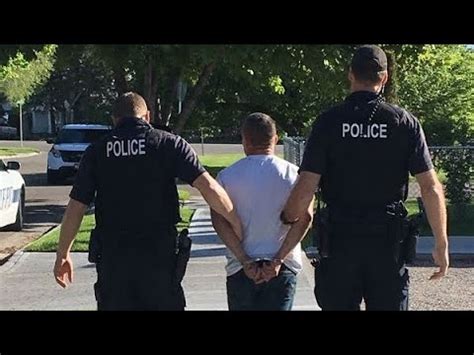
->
[53,92,243,310]
[282,45,449,310]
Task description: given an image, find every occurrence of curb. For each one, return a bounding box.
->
[0,224,61,265]
[0,250,25,273]
[417,236,474,255]
[0,152,40,159]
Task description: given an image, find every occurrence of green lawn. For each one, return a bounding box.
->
[26,207,195,252]
[178,189,190,202]
[0,147,39,157]
[199,153,284,177]
[405,200,474,236]
[199,153,245,177]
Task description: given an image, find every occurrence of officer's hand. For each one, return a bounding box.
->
[430,243,449,280]
[261,260,281,283]
[54,254,74,288]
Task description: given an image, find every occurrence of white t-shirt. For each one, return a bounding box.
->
[216,154,302,276]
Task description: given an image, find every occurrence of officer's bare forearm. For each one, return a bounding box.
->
[283,172,321,222]
[56,199,88,258]
[193,172,239,225]
[416,170,448,248]
[275,201,314,261]
[210,210,249,264]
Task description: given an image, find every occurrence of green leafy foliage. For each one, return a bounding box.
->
[0,45,57,106]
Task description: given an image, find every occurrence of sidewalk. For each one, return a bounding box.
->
[1,198,472,310]
[181,202,319,310]
[417,236,474,254]
[0,198,319,310]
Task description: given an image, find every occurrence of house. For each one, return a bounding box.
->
[30,106,64,135]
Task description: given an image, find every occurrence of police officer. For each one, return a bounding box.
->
[282,45,449,310]
[53,92,242,310]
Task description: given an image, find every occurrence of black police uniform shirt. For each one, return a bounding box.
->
[300,91,433,210]
[69,117,205,232]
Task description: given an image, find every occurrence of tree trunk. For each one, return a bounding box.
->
[50,108,56,134]
[143,57,161,124]
[385,50,399,105]
[161,68,182,127]
[68,92,82,123]
[174,62,217,134]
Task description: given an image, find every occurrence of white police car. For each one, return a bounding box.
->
[0,159,25,231]
[47,124,111,184]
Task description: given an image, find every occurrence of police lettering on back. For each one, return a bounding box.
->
[106,139,146,158]
[342,123,388,139]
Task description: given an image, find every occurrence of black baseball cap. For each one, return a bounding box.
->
[351,45,388,74]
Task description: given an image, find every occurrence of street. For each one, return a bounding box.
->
[0,141,71,262]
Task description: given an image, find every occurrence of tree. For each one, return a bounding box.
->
[29,45,117,126]
[32,44,470,142]
[187,45,355,137]
[0,45,57,106]
[397,45,474,145]
[89,45,226,133]
[188,45,423,138]
[0,45,57,141]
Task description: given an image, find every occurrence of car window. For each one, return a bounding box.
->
[0,159,6,171]
[56,129,110,144]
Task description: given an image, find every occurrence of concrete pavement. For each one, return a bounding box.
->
[180,201,319,310]
[0,141,73,262]
[0,198,319,310]
[1,196,473,310]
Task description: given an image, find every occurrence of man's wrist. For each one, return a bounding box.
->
[272,258,284,265]
[273,250,286,263]
[435,240,448,250]
[434,235,448,248]
[56,249,69,259]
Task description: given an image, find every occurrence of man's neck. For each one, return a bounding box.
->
[246,147,274,156]
[350,82,381,94]
[114,116,146,126]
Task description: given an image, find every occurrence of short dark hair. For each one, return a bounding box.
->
[351,45,388,84]
[112,92,148,119]
[241,112,277,147]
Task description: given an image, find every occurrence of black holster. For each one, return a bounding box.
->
[313,206,330,259]
[400,213,422,264]
[388,200,423,264]
[309,191,330,267]
[88,228,102,263]
[175,228,192,284]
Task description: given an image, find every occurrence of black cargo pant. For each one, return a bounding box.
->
[94,231,185,311]
[314,223,409,311]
